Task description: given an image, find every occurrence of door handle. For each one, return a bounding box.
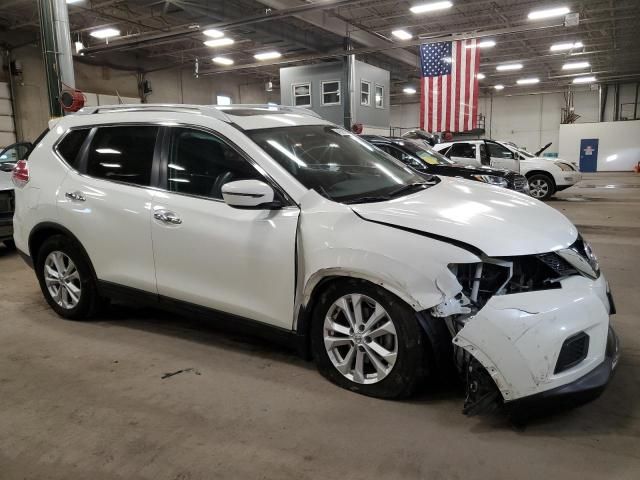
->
[65,191,86,202]
[154,210,182,225]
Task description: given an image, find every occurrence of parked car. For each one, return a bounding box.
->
[362,135,529,194]
[12,104,617,414]
[433,139,582,200]
[0,141,32,248]
[401,128,439,146]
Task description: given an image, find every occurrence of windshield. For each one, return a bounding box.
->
[396,141,453,165]
[247,125,427,203]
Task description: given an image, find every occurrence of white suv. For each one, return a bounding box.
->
[433,139,582,200]
[12,104,617,413]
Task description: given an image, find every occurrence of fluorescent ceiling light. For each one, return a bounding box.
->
[466,40,496,48]
[90,28,120,39]
[562,61,590,70]
[204,37,234,47]
[403,87,417,94]
[74,41,85,54]
[494,84,504,90]
[573,76,596,84]
[66,0,83,4]
[476,73,486,80]
[392,29,413,40]
[496,63,522,71]
[410,1,453,14]
[203,29,224,38]
[254,51,282,60]
[550,41,583,51]
[528,6,570,20]
[212,56,234,65]
[517,77,540,85]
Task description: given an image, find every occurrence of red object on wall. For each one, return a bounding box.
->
[60,89,86,112]
[351,123,363,134]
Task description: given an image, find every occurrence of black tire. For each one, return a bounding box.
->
[3,239,16,250]
[311,278,426,399]
[35,235,101,320]
[527,173,555,200]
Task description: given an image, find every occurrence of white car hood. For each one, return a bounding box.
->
[351,178,578,257]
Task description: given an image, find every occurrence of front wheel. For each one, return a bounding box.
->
[311,279,426,399]
[528,174,555,200]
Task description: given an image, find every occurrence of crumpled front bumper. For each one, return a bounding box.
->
[453,273,617,403]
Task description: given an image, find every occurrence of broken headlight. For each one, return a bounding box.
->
[557,235,600,279]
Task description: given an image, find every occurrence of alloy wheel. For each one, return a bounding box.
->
[529,178,550,199]
[323,294,398,384]
[44,251,81,309]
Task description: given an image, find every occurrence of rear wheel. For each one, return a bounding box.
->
[35,235,101,320]
[311,279,426,399]
[528,174,555,200]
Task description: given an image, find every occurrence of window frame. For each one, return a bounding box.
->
[158,125,295,206]
[321,80,341,106]
[360,80,371,106]
[374,84,384,109]
[485,140,515,159]
[448,142,477,160]
[292,82,312,108]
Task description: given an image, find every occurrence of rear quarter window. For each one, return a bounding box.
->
[56,129,91,168]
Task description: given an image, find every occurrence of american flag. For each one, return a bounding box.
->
[420,39,480,133]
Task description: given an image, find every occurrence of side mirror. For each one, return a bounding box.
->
[221,179,280,209]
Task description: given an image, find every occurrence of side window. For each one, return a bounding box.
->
[293,83,311,107]
[57,129,90,168]
[449,143,476,159]
[166,128,264,200]
[321,81,341,106]
[487,142,514,159]
[86,126,158,186]
[361,80,371,106]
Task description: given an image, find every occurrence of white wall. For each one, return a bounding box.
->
[559,120,640,171]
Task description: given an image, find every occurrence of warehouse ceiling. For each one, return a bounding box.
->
[1,0,639,103]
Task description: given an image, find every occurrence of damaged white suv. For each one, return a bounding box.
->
[12,104,618,413]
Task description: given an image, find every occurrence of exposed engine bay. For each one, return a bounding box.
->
[432,250,582,415]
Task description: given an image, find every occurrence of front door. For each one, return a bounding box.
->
[57,125,158,293]
[485,141,519,172]
[150,126,299,329]
[446,142,480,167]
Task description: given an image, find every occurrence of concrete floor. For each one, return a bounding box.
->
[1,172,638,480]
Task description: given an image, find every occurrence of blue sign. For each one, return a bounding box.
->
[579,138,599,172]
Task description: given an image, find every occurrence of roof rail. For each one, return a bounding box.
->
[75,104,232,122]
[212,104,324,119]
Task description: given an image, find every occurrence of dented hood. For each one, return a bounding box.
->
[351,177,578,257]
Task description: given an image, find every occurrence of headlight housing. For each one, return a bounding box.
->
[555,161,574,171]
[557,235,600,279]
[472,175,508,188]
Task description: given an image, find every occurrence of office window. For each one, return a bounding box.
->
[361,80,371,106]
[321,81,341,106]
[375,84,384,108]
[292,83,312,107]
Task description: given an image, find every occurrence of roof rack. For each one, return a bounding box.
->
[75,104,232,122]
[75,103,323,121]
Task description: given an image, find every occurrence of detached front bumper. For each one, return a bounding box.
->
[454,274,616,403]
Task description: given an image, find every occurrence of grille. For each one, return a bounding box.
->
[555,332,589,374]
[506,172,528,193]
[0,190,14,214]
[537,252,577,277]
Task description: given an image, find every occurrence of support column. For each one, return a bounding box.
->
[37,0,75,117]
[343,37,355,130]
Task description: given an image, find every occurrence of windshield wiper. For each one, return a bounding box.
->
[343,195,391,204]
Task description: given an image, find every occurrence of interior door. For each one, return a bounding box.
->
[150,126,299,329]
[485,141,519,172]
[56,125,158,292]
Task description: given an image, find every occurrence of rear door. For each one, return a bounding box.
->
[485,140,519,172]
[149,125,299,329]
[56,125,157,293]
